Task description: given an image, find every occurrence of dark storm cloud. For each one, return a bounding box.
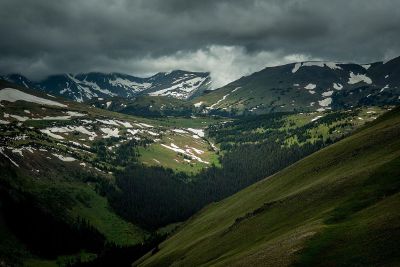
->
[0,0,399,85]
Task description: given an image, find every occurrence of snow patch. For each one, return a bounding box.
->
[348,72,372,84]
[96,119,120,126]
[172,129,187,134]
[292,63,302,73]
[115,120,133,128]
[109,78,152,92]
[194,101,204,108]
[333,83,343,90]
[53,153,76,162]
[311,115,323,122]
[318,98,332,107]
[66,111,85,117]
[127,129,139,136]
[380,84,389,93]
[149,76,207,99]
[361,64,371,70]
[322,90,333,97]
[135,123,153,128]
[100,128,120,138]
[161,143,209,164]
[40,129,64,139]
[186,128,205,137]
[304,83,316,90]
[292,62,342,73]
[8,114,29,121]
[0,88,67,107]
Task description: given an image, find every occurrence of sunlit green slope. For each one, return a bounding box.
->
[136,107,400,267]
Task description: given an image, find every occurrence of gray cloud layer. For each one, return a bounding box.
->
[1,0,399,86]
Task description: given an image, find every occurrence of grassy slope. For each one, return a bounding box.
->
[0,84,223,175]
[136,107,400,266]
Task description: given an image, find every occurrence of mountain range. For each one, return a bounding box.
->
[195,56,400,115]
[2,56,400,116]
[1,70,211,102]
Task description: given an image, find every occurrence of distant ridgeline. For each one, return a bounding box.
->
[1,70,211,101]
[2,56,400,117]
[193,56,400,115]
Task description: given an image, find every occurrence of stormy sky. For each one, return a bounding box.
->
[0,0,399,87]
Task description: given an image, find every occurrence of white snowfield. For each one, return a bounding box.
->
[67,111,85,116]
[96,119,133,128]
[348,72,372,84]
[40,129,65,139]
[108,78,152,92]
[380,84,389,93]
[361,64,371,70]
[318,97,332,107]
[206,87,241,110]
[0,88,67,107]
[194,101,204,108]
[304,83,316,90]
[311,115,323,122]
[115,120,133,128]
[186,128,205,137]
[188,146,204,155]
[3,110,86,122]
[127,129,139,136]
[41,125,97,140]
[96,119,120,126]
[11,148,24,156]
[100,127,120,138]
[333,83,343,90]
[149,76,207,99]
[292,61,342,73]
[322,90,333,97]
[7,114,29,121]
[161,143,209,164]
[209,93,229,109]
[53,153,76,162]
[65,74,118,101]
[146,130,159,136]
[172,129,187,134]
[135,123,153,128]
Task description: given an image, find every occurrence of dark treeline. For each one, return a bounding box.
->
[107,111,355,229]
[208,110,357,147]
[0,167,105,259]
[120,104,194,118]
[68,234,166,267]
[0,165,164,266]
[108,139,326,229]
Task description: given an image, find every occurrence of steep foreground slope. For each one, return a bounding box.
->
[136,107,400,266]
